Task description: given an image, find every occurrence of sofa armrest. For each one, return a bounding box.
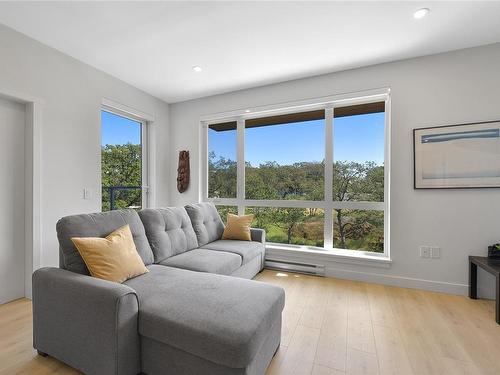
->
[32,267,140,375]
[250,228,266,271]
[250,228,266,245]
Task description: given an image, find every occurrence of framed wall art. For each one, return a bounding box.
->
[414,120,500,189]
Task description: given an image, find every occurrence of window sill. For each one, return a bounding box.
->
[265,243,392,269]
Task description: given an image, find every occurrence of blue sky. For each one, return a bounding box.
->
[101,110,141,145]
[102,110,385,166]
[209,112,385,166]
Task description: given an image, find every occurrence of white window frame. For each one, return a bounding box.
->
[200,88,391,259]
[101,100,154,210]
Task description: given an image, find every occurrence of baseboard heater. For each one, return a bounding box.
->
[265,258,325,276]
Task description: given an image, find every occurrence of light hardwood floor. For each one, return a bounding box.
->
[1,269,499,375]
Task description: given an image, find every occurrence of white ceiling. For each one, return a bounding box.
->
[1,1,500,103]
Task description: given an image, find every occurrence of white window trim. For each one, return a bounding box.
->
[101,100,155,209]
[200,88,391,262]
[266,244,392,269]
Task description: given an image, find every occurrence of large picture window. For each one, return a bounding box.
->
[204,92,389,256]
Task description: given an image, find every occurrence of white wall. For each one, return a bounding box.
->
[0,97,26,303]
[169,43,500,296]
[0,24,170,270]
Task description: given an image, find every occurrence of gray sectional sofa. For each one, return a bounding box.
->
[32,202,284,375]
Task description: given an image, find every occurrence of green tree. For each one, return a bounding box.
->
[208,151,237,198]
[275,208,307,244]
[101,143,142,211]
[208,153,384,251]
[246,162,279,200]
[333,161,384,251]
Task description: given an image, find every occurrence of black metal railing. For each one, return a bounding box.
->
[102,186,142,211]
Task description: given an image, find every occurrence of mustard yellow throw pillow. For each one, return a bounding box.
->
[71,225,148,283]
[222,213,254,241]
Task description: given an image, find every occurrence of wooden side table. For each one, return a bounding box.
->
[469,255,500,324]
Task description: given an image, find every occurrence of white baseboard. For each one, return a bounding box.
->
[324,266,468,295]
[265,247,469,296]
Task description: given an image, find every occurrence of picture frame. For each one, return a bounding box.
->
[413,120,500,189]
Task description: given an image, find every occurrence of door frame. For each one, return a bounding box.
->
[0,89,42,300]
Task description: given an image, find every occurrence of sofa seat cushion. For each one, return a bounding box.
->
[124,265,285,369]
[159,249,242,276]
[200,240,263,265]
[139,207,198,263]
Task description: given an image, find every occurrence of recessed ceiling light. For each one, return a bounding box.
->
[413,8,430,19]
[245,109,251,113]
[192,65,202,72]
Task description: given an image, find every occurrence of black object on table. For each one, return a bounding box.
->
[469,256,500,324]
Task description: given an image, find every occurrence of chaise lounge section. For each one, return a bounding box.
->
[32,203,283,375]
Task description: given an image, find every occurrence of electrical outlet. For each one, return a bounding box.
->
[430,246,441,259]
[420,246,430,258]
[83,188,92,200]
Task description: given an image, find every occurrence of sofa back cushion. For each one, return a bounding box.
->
[57,209,154,275]
[185,202,224,247]
[138,207,198,263]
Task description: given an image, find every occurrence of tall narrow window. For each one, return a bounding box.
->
[333,102,385,252]
[101,110,143,211]
[208,121,237,198]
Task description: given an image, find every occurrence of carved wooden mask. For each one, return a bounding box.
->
[177,150,190,193]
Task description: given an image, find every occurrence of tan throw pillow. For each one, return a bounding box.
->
[222,213,254,241]
[71,225,148,283]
